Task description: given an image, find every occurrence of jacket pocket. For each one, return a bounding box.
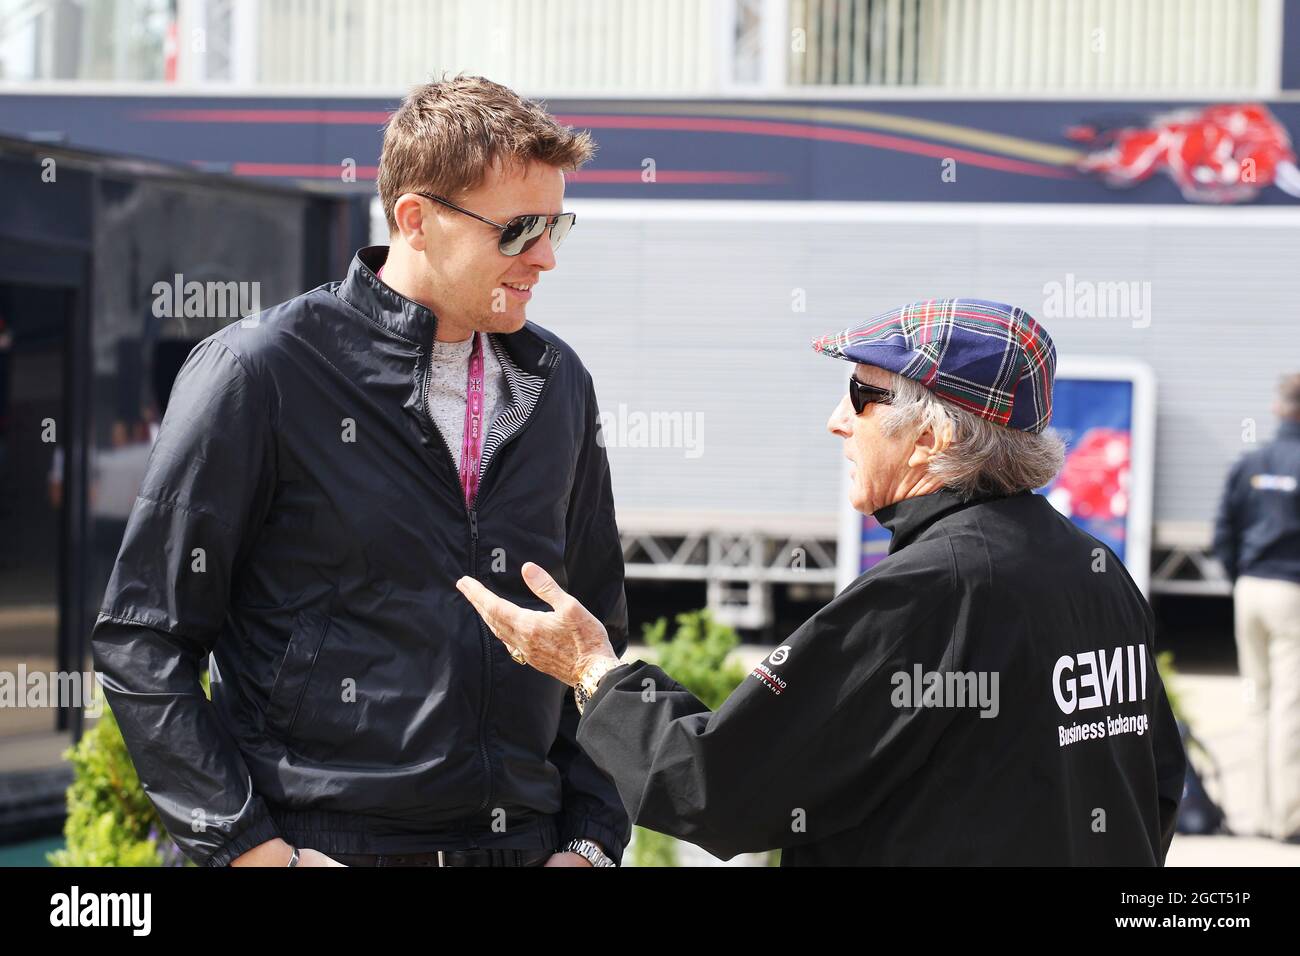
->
[264,608,331,739]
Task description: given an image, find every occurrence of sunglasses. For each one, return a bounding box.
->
[414,192,575,256]
[849,375,893,414]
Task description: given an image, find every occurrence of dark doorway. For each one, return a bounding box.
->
[0,282,76,767]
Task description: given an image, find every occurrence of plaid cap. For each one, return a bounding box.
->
[812,298,1056,433]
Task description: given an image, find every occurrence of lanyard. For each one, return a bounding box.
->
[458,332,485,509]
[378,263,483,508]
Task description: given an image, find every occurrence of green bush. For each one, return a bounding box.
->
[642,609,750,710]
[48,678,196,867]
[1155,650,1184,724]
[630,609,752,867]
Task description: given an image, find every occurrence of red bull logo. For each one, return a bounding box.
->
[1069,103,1300,203]
[1047,427,1131,525]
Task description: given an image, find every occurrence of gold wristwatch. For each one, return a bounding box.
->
[574,658,621,715]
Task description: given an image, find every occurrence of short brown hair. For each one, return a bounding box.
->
[377,74,596,235]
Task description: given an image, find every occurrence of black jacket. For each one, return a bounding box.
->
[1212,419,1300,584]
[578,489,1186,865]
[91,246,631,866]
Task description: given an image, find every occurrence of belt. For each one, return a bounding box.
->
[329,847,553,867]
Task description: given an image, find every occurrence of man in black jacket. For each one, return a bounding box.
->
[91,75,629,867]
[460,298,1188,865]
[1212,373,1300,842]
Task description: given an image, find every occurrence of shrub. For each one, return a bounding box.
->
[1155,650,1184,723]
[630,609,750,867]
[48,678,195,867]
[642,609,750,710]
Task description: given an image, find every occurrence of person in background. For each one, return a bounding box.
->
[1213,372,1300,843]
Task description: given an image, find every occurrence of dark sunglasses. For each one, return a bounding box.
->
[849,375,893,414]
[414,192,575,256]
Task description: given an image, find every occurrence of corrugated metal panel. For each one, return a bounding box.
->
[254,0,717,91]
[789,0,1267,92]
[527,205,1300,544]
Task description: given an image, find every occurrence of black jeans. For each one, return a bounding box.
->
[328,847,554,867]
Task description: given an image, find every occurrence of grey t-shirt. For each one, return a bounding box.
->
[427,334,510,474]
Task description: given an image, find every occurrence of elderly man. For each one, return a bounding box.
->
[458,299,1188,865]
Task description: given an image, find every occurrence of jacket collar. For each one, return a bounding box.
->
[339,245,436,345]
[337,245,555,375]
[874,488,1024,554]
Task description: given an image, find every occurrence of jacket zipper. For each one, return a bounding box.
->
[415,345,493,823]
[417,339,561,816]
[465,345,561,814]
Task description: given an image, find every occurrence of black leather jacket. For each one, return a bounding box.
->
[92,246,631,866]
[579,490,1186,864]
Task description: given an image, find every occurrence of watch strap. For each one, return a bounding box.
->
[564,837,615,867]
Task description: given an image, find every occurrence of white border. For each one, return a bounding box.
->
[567,200,1300,226]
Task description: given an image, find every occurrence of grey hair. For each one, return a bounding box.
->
[875,372,1066,500]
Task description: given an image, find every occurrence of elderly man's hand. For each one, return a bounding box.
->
[456,563,619,687]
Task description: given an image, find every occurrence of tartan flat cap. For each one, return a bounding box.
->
[812,298,1056,433]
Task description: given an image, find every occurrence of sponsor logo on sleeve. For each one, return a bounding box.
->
[749,645,792,695]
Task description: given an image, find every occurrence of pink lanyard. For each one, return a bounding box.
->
[378,263,484,509]
[458,332,485,509]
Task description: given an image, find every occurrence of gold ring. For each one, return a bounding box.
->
[507,644,527,665]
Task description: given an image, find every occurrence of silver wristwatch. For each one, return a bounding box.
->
[564,837,615,867]
[286,845,300,867]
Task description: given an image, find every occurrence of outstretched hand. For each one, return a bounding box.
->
[456,562,618,687]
